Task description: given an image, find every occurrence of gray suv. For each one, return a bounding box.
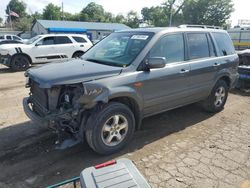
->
[23,27,239,154]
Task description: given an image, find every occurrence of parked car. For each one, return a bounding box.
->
[0,34,23,42]
[23,26,239,155]
[0,34,93,71]
[0,40,23,45]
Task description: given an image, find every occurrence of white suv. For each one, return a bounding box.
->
[0,34,23,42]
[0,34,93,71]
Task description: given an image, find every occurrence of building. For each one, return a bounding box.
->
[31,19,130,41]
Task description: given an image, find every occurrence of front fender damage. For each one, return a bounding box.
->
[49,83,109,149]
[79,83,109,108]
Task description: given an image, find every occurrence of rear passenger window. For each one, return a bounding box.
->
[73,36,87,43]
[187,33,209,60]
[55,36,72,44]
[6,36,12,40]
[212,33,235,56]
[150,34,184,63]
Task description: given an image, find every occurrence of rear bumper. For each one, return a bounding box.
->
[23,97,49,127]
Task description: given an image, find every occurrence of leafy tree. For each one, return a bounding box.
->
[125,11,140,28]
[141,0,233,27]
[81,2,106,22]
[15,17,32,31]
[31,12,42,21]
[182,0,234,26]
[114,14,126,23]
[5,0,27,19]
[141,6,168,26]
[42,3,61,20]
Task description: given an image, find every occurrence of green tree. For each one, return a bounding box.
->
[31,11,42,21]
[182,0,234,26]
[141,6,168,26]
[15,17,32,31]
[5,0,27,19]
[42,3,61,20]
[81,2,106,22]
[114,14,126,23]
[125,11,139,28]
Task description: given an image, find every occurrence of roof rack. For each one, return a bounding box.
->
[178,24,222,30]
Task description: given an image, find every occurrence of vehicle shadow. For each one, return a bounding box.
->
[230,88,250,97]
[0,67,14,74]
[0,103,213,187]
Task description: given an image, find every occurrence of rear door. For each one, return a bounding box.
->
[53,36,74,59]
[186,32,218,100]
[141,33,192,116]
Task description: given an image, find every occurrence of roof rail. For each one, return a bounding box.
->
[178,24,223,30]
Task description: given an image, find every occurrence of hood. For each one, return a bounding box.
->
[27,59,122,88]
[0,43,28,50]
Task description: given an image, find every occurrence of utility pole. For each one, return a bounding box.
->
[8,6,13,30]
[169,9,173,27]
[62,2,64,20]
[169,0,174,27]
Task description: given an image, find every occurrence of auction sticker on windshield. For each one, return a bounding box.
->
[131,35,149,40]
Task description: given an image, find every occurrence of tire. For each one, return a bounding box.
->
[202,80,229,113]
[72,51,84,58]
[85,102,135,155]
[10,55,30,71]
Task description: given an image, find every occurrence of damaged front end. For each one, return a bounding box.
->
[23,79,109,149]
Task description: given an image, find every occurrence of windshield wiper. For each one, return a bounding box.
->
[86,58,123,67]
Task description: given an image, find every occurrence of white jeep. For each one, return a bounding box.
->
[0,34,93,71]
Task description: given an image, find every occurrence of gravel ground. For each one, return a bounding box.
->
[0,65,249,188]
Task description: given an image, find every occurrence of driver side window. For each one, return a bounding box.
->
[150,34,184,63]
[37,37,55,46]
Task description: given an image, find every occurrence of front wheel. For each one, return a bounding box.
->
[85,102,135,155]
[202,80,229,113]
[10,55,30,71]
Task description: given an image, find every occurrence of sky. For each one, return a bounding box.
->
[0,0,249,27]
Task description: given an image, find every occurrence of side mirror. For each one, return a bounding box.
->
[35,43,41,46]
[146,57,166,69]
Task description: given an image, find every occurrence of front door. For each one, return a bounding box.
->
[140,33,191,116]
[32,36,58,63]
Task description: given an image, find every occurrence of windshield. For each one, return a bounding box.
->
[26,35,42,44]
[82,32,153,67]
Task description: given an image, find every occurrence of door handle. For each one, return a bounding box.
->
[213,62,221,67]
[80,45,84,47]
[179,69,190,74]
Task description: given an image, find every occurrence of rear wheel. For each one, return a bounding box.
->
[202,80,229,113]
[11,55,30,71]
[85,102,135,155]
[72,51,84,58]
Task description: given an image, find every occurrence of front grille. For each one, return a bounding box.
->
[30,81,48,116]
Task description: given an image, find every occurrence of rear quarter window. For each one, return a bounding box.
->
[212,32,235,56]
[73,36,87,43]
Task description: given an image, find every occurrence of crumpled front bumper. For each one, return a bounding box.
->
[23,97,49,127]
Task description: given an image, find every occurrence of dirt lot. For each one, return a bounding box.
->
[0,65,250,188]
